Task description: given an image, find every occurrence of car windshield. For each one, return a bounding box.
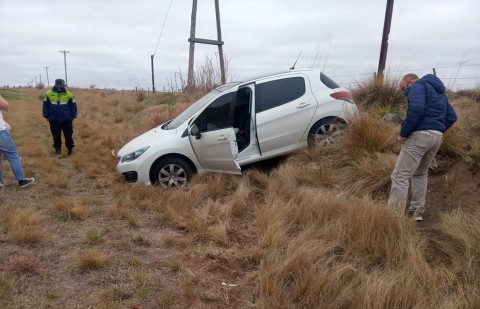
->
[166,82,241,129]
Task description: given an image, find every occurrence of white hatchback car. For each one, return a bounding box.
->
[117,69,358,188]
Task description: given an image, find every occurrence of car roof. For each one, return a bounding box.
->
[235,68,319,84]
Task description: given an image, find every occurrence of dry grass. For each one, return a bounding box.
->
[341,111,398,156]
[5,252,41,274]
[5,207,45,244]
[73,249,111,270]
[54,198,90,220]
[0,86,479,308]
[352,75,406,109]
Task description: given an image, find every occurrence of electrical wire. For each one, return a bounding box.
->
[153,0,175,56]
[330,63,480,79]
[70,0,114,48]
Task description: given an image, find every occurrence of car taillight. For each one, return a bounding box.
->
[330,91,354,103]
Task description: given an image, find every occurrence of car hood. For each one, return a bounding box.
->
[117,124,176,157]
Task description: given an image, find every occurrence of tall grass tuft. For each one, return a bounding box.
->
[438,126,469,157]
[74,249,111,270]
[352,75,406,109]
[256,190,446,308]
[338,152,397,196]
[340,112,398,156]
[430,209,480,290]
[457,86,480,103]
[6,207,45,244]
[54,198,90,220]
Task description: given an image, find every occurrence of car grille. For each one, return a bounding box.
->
[122,171,138,183]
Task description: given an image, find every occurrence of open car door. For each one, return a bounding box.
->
[189,126,241,174]
[188,91,241,175]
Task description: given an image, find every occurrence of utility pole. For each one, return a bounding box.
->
[151,55,156,93]
[34,76,37,86]
[377,0,394,83]
[187,0,226,92]
[44,66,50,86]
[214,0,226,85]
[187,0,198,92]
[39,75,42,86]
[59,50,70,86]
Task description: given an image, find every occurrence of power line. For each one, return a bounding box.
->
[151,0,175,93]
[153,0,174,56]
[442,76,480,80]
[330,63,480,79]
[390,63,480,73]
[70,0,116,48]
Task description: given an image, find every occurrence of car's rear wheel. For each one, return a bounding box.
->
[152,157,193,188]
[308,118,346,147]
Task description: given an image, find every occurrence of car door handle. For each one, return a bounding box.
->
[296,102,310,109]
[218,135,228,141]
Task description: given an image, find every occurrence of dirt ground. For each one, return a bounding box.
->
[426,156,480,219]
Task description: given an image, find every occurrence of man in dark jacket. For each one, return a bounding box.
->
[43,79,77,155]
[388,73,457,221]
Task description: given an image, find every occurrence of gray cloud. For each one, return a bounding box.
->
[1,0,479,90]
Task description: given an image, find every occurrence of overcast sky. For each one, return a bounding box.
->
[1,0,479,91]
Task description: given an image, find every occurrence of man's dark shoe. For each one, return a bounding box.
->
[55,149,61,155]
[67,148,73,156]
[19,178,35,188]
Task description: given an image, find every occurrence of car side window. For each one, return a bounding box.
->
[194,92,234,132]
[255,77,306,113]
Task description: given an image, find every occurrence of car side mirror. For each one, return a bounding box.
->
[190,124,201,139]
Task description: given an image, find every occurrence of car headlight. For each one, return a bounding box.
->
[121,146,150,163]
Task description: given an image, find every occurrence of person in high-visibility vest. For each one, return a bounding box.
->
[42,79,77,156]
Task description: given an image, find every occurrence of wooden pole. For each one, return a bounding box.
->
[187,0,198,92]
[187,0,226,91]
[151,55,156,93]
[214,0,226,84]
[377,0,394,83]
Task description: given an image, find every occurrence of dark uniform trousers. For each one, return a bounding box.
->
[49,120,74,151]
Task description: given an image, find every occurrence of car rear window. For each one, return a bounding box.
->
[320,72,340,89]
[255,77,305,113]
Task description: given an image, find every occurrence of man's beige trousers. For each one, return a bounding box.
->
[388,130,443,215]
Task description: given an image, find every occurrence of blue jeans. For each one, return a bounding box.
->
[0,153,3,183]
[0,130,25,181]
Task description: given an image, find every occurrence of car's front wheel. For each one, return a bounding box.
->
[308,118,346,147]
[151,157,194,188]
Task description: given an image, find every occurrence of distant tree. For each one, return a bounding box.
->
[90,84,96,89]
[36,82,45,90]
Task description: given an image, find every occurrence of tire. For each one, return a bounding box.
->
[151,157,194,188]
[308,118,346,147]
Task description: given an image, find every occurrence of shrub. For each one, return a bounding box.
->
[457,87,480,103]
[352,76,406,109]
